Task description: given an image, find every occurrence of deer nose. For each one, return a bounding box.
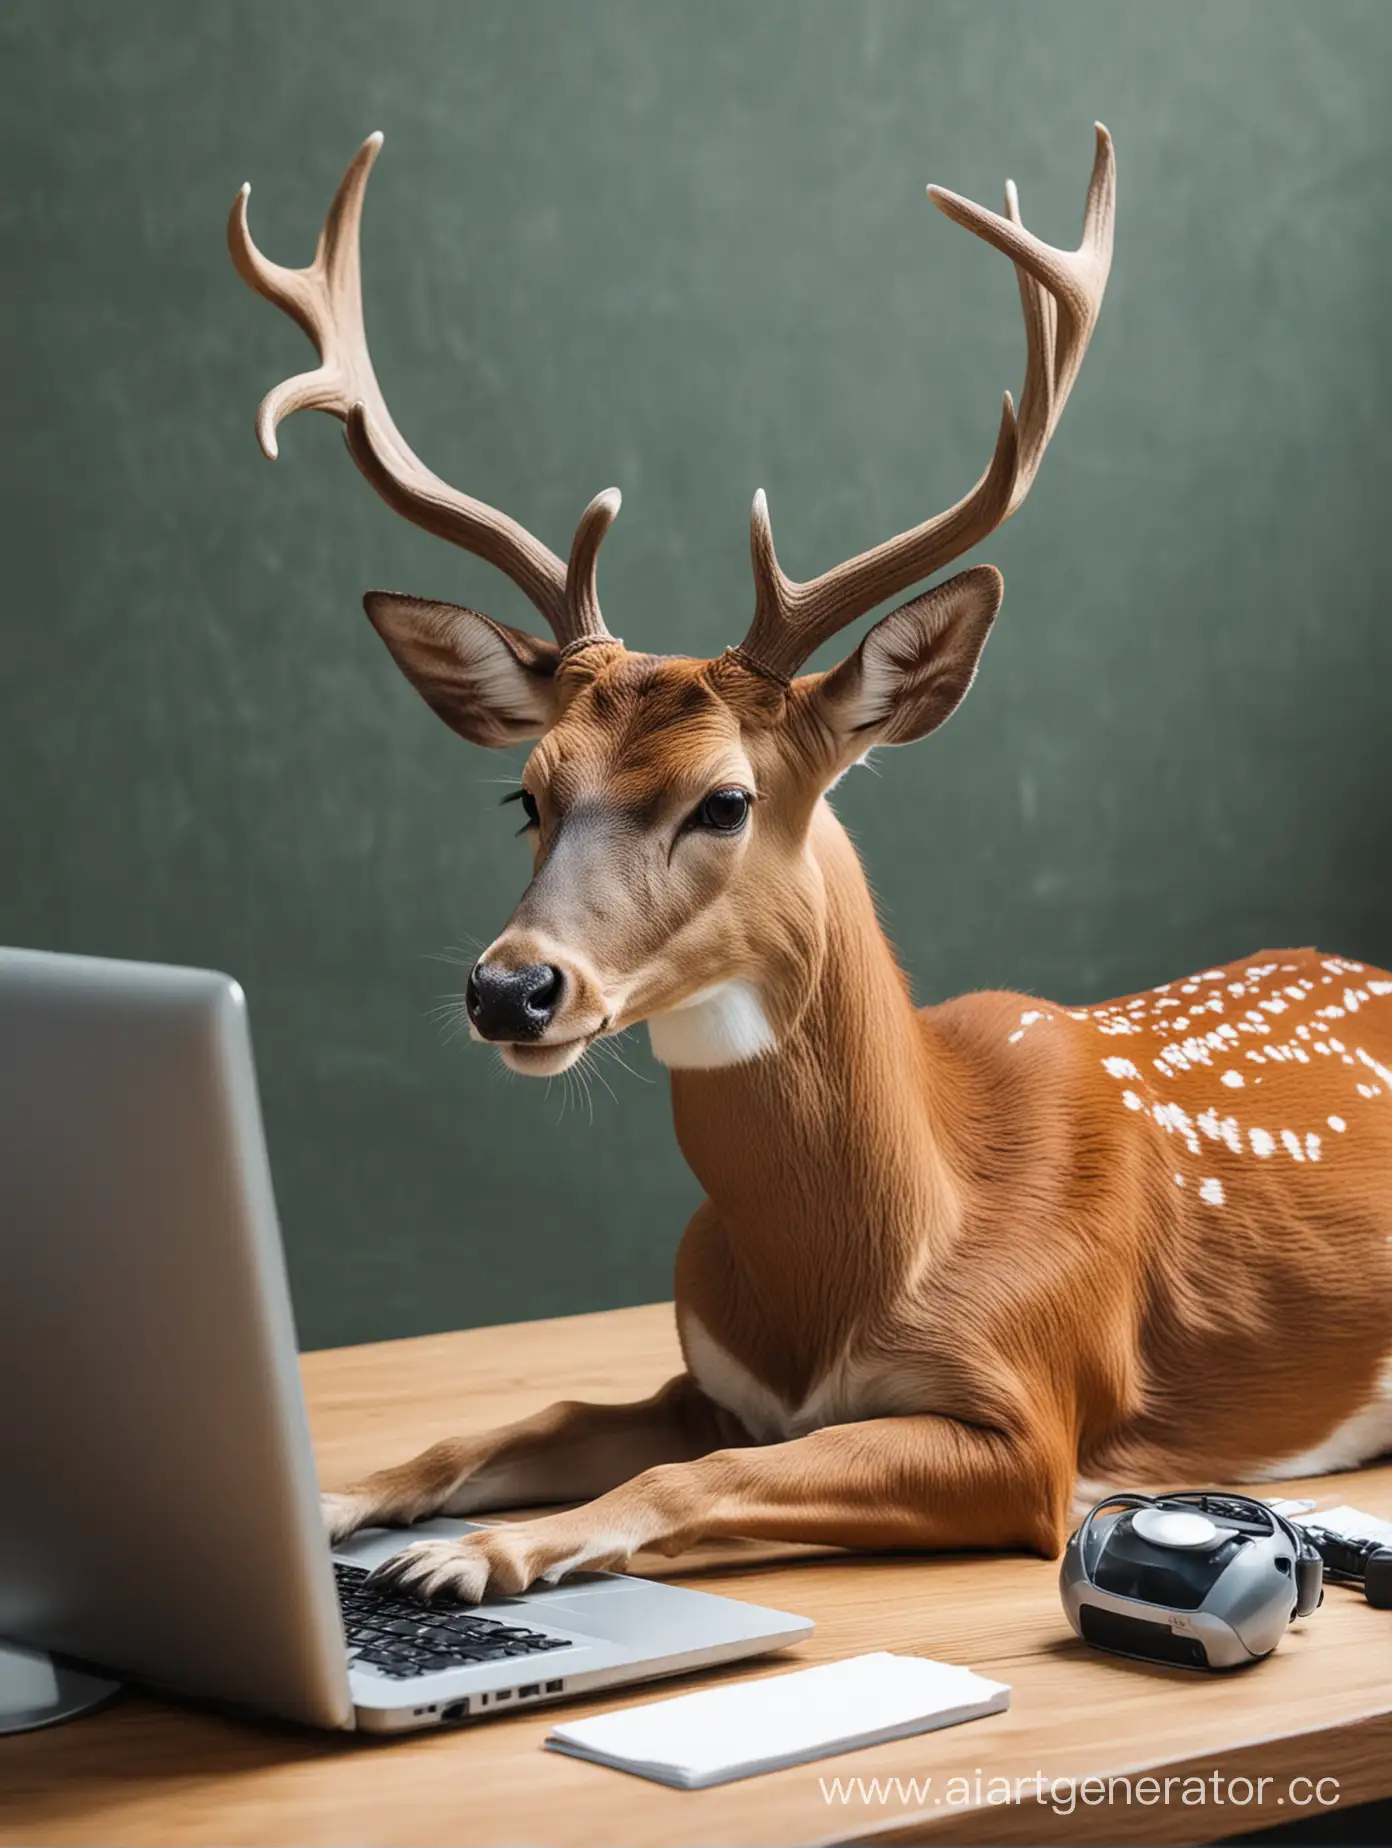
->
[466,961,565,1041]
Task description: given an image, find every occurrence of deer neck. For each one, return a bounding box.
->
[662,800,959,1383]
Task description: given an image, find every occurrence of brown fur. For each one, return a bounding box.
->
[235,130,1390,1606]
[323,646,1392,1603]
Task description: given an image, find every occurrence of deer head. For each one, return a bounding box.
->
[230,129,1115,1078]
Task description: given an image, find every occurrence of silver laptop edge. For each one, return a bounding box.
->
[0,947,811,1732]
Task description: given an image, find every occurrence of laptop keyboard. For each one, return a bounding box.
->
[335,1561,572,1679]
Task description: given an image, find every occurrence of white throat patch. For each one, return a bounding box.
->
[646,980,777,1070]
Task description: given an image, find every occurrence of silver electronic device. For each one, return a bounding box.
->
[1060,1491,1324,1670]
[0,946,812,1733]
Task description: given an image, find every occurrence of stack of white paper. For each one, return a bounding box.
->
[1296,1504,1392,1546]
[544,1652,1011,1789]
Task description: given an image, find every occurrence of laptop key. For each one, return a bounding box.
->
[335,1572,577,1676]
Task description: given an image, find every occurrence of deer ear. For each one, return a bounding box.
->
[810,566,1003,761]
[363,594,561,748]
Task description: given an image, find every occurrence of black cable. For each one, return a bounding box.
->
[1165,1492,1325,1619]
[1302,1525,1392,1609]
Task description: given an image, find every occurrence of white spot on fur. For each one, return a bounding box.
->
[1220,1070,1244,1088]
[680,1314,789,1441]
[1071,1475,1119,1519]
[1153,1100,1201,1151]
[1121,1089,1144,1111]
[1250,1128,1276,1157]
[680,1313,924,1444]
[541,1526,653,1584]
[1257,1360,1392,1478]
[1103,1056,1140,1079]
[647,980,776,1070]
[1198,1177,1225,1205]
[1329,1115,1347,1132]
[1280,1129,1305,1161]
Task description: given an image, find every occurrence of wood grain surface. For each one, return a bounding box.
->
[2,1302,1388,1846]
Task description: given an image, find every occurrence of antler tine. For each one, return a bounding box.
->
[741,396,1020,679]
[565,489,623,644]
[930,122,1115,510]
[736,125,1115,684]
[229,133,618,649]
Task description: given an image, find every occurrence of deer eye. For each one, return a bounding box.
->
[692,788,750,834]
[502,788,540,832]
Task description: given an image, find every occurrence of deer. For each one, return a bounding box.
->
[230,127,1392,1606]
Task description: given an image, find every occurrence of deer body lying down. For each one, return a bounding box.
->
[233,129,1392,1604]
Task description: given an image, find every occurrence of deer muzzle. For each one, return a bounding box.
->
[466,933,611,1075]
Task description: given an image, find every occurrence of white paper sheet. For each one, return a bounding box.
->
[544,1652,1011,1789]
[1296,1503,1392,1546]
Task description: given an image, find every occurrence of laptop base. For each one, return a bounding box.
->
[0,1638,123,1735]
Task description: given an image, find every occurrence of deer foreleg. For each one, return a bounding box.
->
[368,1413,1073,1600]
[323,1373,738,1543]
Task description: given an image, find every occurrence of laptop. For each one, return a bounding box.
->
[0,946,811,1732]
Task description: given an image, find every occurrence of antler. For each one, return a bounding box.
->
[736,124,1116,682]
[228,133,619,652]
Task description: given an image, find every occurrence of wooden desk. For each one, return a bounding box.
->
[2,1302,1389,1846]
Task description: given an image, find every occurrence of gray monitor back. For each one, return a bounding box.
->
[0,948,352,1728]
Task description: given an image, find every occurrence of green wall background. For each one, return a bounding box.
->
[2,1,1388,1350]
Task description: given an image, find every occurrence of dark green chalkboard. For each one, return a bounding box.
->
[2,0,1388,1348]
